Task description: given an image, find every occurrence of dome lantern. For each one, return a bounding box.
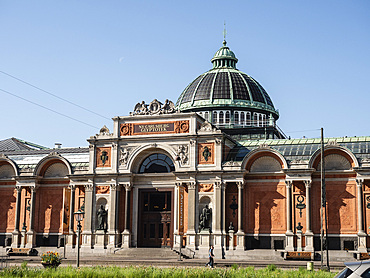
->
[211,40,238,69]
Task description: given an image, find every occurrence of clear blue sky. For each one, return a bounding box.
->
[1,0,369,147]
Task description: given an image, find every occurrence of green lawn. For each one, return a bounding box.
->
[0,264,337,277]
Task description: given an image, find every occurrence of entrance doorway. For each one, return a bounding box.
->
[138,190,173,247]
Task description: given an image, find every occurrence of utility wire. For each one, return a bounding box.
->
[0,70,111,120]
[0,88,99,129]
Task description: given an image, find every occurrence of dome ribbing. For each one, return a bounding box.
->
[176,41,279,119]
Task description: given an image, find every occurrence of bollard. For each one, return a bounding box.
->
[307,261,313,271]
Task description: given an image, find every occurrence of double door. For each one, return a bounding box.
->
[139,190,173,247]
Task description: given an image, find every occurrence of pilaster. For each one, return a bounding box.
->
[213,180,224,257]
[108,183,120,248]
[356,179,367,253]
[186,181,197,248]
[67,184,76,247]
[26,185,37,248]
[285,180,294,251]
[82,183,94,248]
[303,180,314,252]
[236,181,245,250]
[11,185,22,248]
[122,182,132,248]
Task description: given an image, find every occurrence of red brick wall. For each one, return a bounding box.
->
[0,188,16,232]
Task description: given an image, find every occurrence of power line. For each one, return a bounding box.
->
[0,70,111,120]
[0,88,100,129]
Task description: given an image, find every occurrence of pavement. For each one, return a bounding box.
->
[2,254,346,271]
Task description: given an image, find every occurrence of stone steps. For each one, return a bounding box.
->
[113,248,178,259]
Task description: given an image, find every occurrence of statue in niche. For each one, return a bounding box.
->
[97,205,108,231]
[199,205,211,232]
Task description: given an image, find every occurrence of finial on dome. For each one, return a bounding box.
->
[223,21,227,45]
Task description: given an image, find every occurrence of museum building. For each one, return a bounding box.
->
[0,41,370,259]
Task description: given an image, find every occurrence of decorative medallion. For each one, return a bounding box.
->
[174,120,189,133]
[120,123,133,136]
[96,147,111,168]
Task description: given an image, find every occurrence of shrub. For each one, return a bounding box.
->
[40,251,62,264]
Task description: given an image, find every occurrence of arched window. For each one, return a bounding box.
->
[234,111,239,125]
[139,154,175,173]
[212,111,218,124]
[246,112,251,126]
[204,112,209,121]
[225,111,230,124]
[219,111,224,124]
[259,114,263,127]
[253,113,258,126]
[240,112,245,125]
[261,114,266,127]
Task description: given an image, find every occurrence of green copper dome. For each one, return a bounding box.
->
[176,41,279,120]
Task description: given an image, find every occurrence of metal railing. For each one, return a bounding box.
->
[213,120,275,128]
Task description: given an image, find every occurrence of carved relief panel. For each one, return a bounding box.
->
[96,147,111,168]
[198,184,214,193]
[198,143,215,165]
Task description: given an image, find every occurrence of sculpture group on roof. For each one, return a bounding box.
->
[130,99,177,116]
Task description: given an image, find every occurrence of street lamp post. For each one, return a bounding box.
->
[74,209,84,268]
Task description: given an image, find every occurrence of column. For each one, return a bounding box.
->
[108,183,120,247]
[26,185,37,248]
[82,183,94,248]
[285,180,294,251]
[356,179,367,253]
[67,184,75,246]
[186,181,197,248]
[304,180,314,252]
[11,185,22,248]
[236,181,245,250]
[122,183,132,248]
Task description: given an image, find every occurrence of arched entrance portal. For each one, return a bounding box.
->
[137,153,175,247]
